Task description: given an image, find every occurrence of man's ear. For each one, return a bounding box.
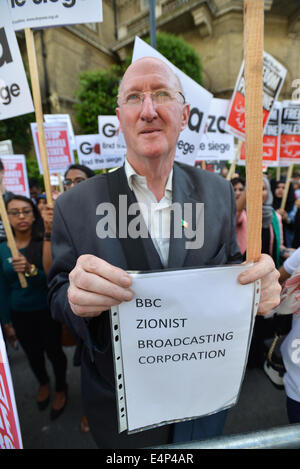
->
[116,107,122,132]
[180,104,190,132]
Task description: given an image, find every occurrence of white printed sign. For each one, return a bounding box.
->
[197,99,235,162]
[111,265,258,433]
[0,140,14,156]
[239,102,282,167]
[0,326,23,449]
[97,115,126,169]
[75,134,102,170]
[44,114,76,149]
[280,100,300,165]
[1,155,29,197]
[226,51,286,140]
[132,37,213,166]
[0,2,34,120]
[31,122,74,174]
[10,0,103,31]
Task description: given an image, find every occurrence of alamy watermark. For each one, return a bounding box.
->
[95,196,204,250]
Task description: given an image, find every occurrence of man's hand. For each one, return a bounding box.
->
[238,254,281,315]
[68,255,134,318]
[41,204,54,233]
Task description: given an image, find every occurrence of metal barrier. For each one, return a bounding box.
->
[152,423,300,449]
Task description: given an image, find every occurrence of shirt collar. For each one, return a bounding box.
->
[124,158,173,196]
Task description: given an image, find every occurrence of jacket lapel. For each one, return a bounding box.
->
[168,163,203,269]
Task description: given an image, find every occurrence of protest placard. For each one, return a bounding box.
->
[44,114,76,150]
[239,102,281,167]
[98,116,126,169]
[0,140,13,156]
[111,265,259,433]
[76,134,120,170]
[132,36,213,166]
[0,1,34,120]
[225,51,286,141]
[197,99,235,162]
[31,121,74,174]
[280,100,300,165]
[0,327,23,449]
[1,155,29,197]
[10,0,103,31]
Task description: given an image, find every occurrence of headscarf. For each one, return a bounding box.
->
[262,176,273,228]
[271,177,295,213]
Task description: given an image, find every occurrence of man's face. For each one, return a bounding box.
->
[116,58,189,165]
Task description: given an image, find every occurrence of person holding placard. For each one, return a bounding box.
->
[0,195,68,419]
[48,57,281,448]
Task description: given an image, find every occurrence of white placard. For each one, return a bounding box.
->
[197,99,235,162]
[0,326,23,449]
[10,0,103,31]
[75,134,103,170]
[0,140,14,156]
[131,37,213,166]
[44,114,76,149]
[225,51,286,140]
[0,2,34,120]
[98,115,126,168]
[31,121,74,174]
[1,154,29,197]
[111,265,259,433]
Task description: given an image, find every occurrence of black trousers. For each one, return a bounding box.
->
[11,308,67,392]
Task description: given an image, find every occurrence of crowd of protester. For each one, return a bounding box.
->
[0,158,300,443]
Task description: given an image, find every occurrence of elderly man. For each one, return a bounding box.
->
[48,57,281,448]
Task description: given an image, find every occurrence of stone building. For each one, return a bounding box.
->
[17,0,300,124]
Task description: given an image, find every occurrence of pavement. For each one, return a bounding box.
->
[6,343,289,449]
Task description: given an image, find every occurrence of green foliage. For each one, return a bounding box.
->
[74,33,203,133]
[74,65,124,134]
[26,156,44,190]
[0,111,35,154]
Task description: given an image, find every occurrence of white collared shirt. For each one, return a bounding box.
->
[124,159,173,267]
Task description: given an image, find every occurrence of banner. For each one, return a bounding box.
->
[98,115,126,169]
[239,102,282,167]
[1,155,30,197]
[280,100,300,165]
[0,327,23,449]
[0,2,34,120]
[44,114,76,150]
[10,0,103,31]
[225,52,286,140]
[197,99,235,162]
[31,122,74,174]
[132,37,213,166]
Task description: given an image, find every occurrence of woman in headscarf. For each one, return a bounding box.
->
[271,177,296,247]
[262,176,284,269]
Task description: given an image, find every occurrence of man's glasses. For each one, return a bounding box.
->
[117,88,186,107]
[7,208,33,217]
[63,178,86,187]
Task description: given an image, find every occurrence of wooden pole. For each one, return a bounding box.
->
[244,0,264,263]
[276,166,281,182]
[25,28,53,206]
[0,193,27,288]
[226,140,243,181]
[281,164,294,210]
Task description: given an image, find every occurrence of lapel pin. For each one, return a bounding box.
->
[181,219,188,228]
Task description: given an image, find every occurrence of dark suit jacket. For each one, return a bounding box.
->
[48,162,241,448]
